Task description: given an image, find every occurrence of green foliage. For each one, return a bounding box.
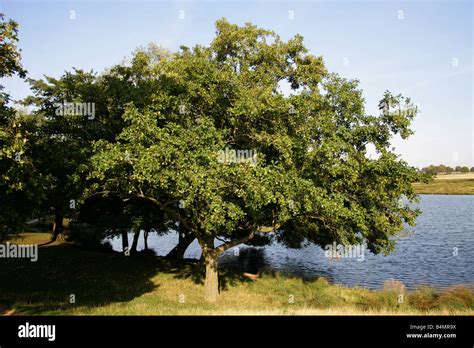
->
[0,112,42,237]
[22,43,174,236]
[21,70,100,228]
[0,13,26,80]
[0,13,26,116]
[0,14,34,237]
[90,19,424,259]
[421,164,473,175]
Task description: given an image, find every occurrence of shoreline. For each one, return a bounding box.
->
[413,174,474,195]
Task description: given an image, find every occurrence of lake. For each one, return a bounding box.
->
[106,195,474,290]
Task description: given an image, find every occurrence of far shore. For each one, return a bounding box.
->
[413,173,474,195]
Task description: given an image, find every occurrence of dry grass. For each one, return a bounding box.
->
[434,173,474,180]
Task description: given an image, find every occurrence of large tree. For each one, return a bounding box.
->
[90,19,425,302]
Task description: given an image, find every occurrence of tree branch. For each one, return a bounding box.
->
[215,229,256,254]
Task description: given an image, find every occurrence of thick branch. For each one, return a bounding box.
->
[215,230,256,254]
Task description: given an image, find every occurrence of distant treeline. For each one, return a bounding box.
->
[421,165,474,175]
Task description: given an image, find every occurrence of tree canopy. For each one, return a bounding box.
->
[89,19,425,301]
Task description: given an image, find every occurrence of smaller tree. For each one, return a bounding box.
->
[422,165,437,175]
[437,164,448,174]
[24,69,101,241]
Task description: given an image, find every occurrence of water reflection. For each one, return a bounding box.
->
[220,247,267,274]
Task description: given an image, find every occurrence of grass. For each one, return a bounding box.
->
[0,233,473,316]
[413,173,474,195]
[434,173,474,180]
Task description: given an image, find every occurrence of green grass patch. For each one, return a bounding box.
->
[413,179,474,195]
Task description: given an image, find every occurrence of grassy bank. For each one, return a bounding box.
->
[413,173,474,195]
[0,233,473,315]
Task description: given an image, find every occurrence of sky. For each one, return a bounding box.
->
[0,0,472,168]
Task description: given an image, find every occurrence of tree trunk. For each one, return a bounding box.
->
[144,231,149,250]
[197,231,256,302]
[121,230,129,253]
[203,251,219,302]
[166,232,195,259]
[198,236,219,302]
[51,209,64,241]
[131,230,141,254]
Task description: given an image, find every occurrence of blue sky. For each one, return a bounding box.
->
[1,0,472,168]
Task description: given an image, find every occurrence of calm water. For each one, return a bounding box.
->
[106,195,474,289]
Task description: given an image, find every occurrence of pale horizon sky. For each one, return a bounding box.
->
[1,0,472,168]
